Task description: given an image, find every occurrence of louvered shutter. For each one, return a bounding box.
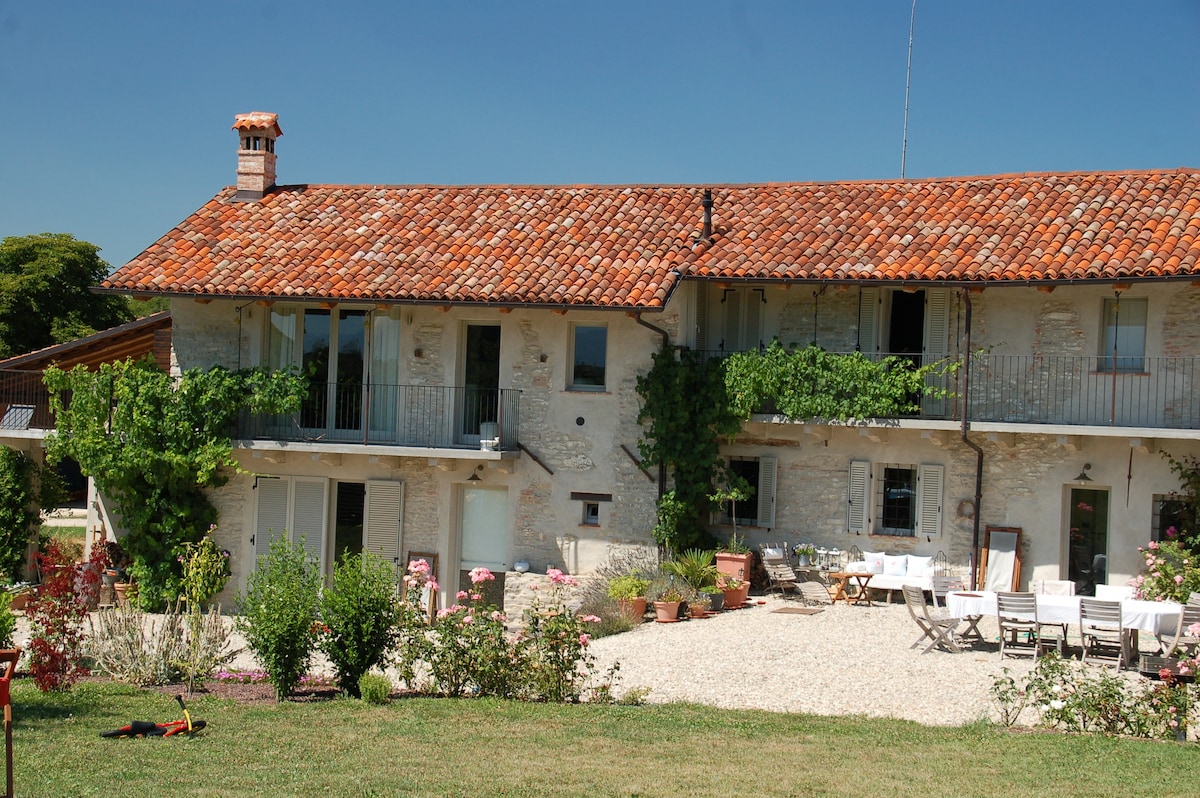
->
[745,289,764,351]
[858,288,880,354]
[694,282,709,352]
[847,460,870,534]
[722,288,742,352]
[756,456,776,528]
[922,288,950,416]
[290,477,328,567]
[916,464,943,538]
[364,480,404,572]
[254,477,289,559]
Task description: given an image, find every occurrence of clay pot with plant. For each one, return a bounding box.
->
[607,574,651,624]
[651,585,685,623]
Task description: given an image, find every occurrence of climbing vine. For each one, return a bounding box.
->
[0,447,61,582]
[636,341,957,548]
[44,358,304,610]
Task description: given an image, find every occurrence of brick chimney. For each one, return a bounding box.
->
[232,112,282,201]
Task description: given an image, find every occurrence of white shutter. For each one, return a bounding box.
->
[916,464,943,538]
[290,477,328,567]
[364,480,404,571]
[694,282,709,351]
[847,460,870,534]
[858,287,880,354]
[254,476,289,559]
[722,288,742,352]
[922,288,950,415]
[745,289,764,351]
[756,456,776,528]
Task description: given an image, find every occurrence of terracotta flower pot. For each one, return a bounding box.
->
[653,600,681,623]
[617,597,647,624]
[113,582,136,607]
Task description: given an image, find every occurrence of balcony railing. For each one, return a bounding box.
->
[238,383,522,450]
[0,370,54,431]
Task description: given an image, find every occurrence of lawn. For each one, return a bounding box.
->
[9,680,1199,797]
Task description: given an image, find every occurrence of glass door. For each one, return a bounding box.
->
[460,324,500,445]
[1068,488,1109,596]
[299,309,367,439]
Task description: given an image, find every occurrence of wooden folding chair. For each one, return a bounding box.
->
[1160,603,1200,659]
[0,647,19,798]
[903,585,961,654]
[1079,598,1127,668]
[997,592,1063,658]
[931,575,984,643]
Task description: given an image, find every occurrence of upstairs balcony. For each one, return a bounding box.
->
[237,383,522,451]
[0,370,54,434]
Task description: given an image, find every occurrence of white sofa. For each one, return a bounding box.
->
[844,552,939,600]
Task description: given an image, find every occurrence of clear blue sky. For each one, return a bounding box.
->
[2,1,1198,271]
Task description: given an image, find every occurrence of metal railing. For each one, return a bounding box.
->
[239,383,522,450]
[0,370,54,431]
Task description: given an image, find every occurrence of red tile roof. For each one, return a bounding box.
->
[103,169,1200,308]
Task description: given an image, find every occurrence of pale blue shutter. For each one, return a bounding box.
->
[858,288,879,354]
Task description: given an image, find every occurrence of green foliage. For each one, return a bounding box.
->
[651,490,702,551]
[606,574,651,601]
[663,549,718,589]
[235,536,322,701]
[0,591,14,648]
[0,233,133,359]
[723,340,956,420]
[318,552,403,698]
[1132,536,1200,603]
[0,447,38,582]
[357,672,393,704]
[179,529,232,608]
[44,358,304,610]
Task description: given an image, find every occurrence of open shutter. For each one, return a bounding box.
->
[922,288,950,416]
[254,477,289,559]
[722,288,741,352]
[694,282,709,352]
[290,477,328,567]
[916,464,943,538]
[847,460,870,534]
[756,456,776,528]
[858,287,880,354]
[746,289,765,351]
[365,480,404,572]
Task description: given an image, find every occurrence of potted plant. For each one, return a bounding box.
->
[701,584,725,611]
[651,585,685,623]
[607,574,651,624]
[663,549,719,591]
[795,543,816,567]
[686,589,711,618]
[720,575,750,609]
[716,532,754,584]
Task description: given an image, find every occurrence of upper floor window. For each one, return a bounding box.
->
[570,323,607,390]
[1098,297,1146,373]
[695,284,765,354]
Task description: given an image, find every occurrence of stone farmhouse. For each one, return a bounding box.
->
[83,112,1200,605]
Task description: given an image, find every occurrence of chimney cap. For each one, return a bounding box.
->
[232,112,282,137]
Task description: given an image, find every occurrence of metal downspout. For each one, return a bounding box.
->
[634,312,671,499]
[960,289,985,589]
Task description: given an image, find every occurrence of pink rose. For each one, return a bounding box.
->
[469,567,495,584]
[1175,574,1184,585]
[456,590,469,599]
[579,634,591,646]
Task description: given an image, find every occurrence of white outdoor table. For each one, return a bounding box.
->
[946,590,1182,636]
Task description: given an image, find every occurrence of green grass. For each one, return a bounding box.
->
[9,680,1200,797]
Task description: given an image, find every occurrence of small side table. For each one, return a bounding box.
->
[828,572,874,606]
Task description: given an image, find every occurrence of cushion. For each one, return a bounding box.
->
[883,555,908,577]
[845,560,871,574]
[862,551,885,574]
[907,555,933,578]
[762,547,783,558]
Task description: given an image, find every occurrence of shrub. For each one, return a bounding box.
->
[519,568,603,703]
[179,528,231,607]
[358,672,393,705]
[0,447,61,582]
[424,567,522,698]
[606,574,651,601]
[0,591,14,648]
[318,552,403,698]
[1131,533,1200,603]
[236,536,321,700]
[27,539,95,691]
[87,602,186,686]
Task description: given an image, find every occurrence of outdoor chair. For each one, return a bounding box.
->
[996,591,1063,659]
[1161,603,1200,659]
[762,552,802,599]
[1036,579,1075,596]
[1188,591,1200,606]
[931,575,984,643]
[1079,598,1127,668]
[797,581,832,606]
[902,584,961,654]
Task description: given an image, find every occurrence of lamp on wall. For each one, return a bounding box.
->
[1074,463,1093,482]
[467,465,484,482]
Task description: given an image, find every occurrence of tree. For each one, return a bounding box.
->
[0,233,133,359]
[44,358,304,609]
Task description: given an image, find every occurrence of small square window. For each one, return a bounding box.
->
[582,502,600,526]
[570,324,607,390]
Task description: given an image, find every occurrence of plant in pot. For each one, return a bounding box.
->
[795,543,816,567]
[685,588,711,618]
[716,531,754,585]
[663,549,719,592]
[701,584,725,611]
[607,574,651,624]
[650,585,685,623]
[719,575,750,610]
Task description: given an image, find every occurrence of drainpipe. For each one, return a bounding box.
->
[634,312,671,500]
[960,289,985,589]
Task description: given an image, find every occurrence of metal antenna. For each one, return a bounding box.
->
[900,0,916,179]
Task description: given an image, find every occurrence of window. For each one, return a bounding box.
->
[694,284,765,354]
[1098,297,1147,373]
[570,324,607,390]
[847,460,943,538]
[1152,494,1187,542]
[570,491,611,527]
[582,502,600,526]
[714,456,776,528]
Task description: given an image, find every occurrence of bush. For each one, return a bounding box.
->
[179,529,231,607]
[27,539,96,691]
[519,568,603,703]
[87,602,186,685]
[0,447,57,582]
[318,552,403,698]
[236,536,321,700]
[1132,533,1200,603]
[358,672,393,704]
[424,567,522,698]
[0,591,14,648]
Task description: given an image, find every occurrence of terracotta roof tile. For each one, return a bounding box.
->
[103,170,1200,308]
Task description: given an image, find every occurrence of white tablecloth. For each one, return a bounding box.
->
[946,590,1181,636]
